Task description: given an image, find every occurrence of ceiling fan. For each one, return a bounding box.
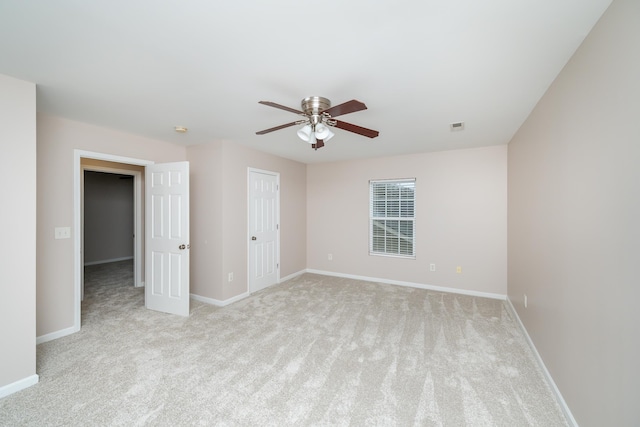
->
[256,96,379,150]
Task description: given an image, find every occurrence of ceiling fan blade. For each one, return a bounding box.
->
[322,100,367,118]
[256,121,299,135]
[258,101,304,115]
[312,139,325,150]
[332,120,379,138]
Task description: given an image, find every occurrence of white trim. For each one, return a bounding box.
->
[305,269,507,300]
[74,150,154,338]
[36,325,78,345]
[190,292,250,307]
[84,256,134,266]
[0,374,39,399]
[191,270,305,308]
[505,298,578,427]
[279,269,306,283]
[247,167,281,294]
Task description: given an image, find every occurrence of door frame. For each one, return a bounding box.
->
[73,150,153,332]
[247,167,280,294]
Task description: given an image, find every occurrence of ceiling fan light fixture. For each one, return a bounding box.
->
[325,128,335,142]
[315,124,334,141]
[297,125,313,142]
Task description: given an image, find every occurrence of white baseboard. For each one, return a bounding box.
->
[0,374,39,399]
[280,269,306,283]
[305,269,506,300]
[190,291,250,307]
[84,256,133,266]
[36,325,79,345]
[504,298,577,427]
[190,271,306,307]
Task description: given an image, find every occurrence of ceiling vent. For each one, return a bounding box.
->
[450,122,465,131]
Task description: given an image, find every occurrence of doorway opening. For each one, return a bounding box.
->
[82,169,137,318]
[82,164,144,287]
[73,150,153,334]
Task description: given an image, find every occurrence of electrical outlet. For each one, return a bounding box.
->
[55,227,71,239]
[524,294,528,308]
[328,253,333,261]
[429,263,436,272]
[228,272,233,282]
[456,266,462,274]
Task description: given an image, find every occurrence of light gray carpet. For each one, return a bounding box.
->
[0,260,568,426]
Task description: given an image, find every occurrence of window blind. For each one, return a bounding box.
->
[369,178,416,257]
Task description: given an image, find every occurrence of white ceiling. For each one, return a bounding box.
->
[0,0,611,164]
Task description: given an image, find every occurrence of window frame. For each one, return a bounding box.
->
[369,178,416,259]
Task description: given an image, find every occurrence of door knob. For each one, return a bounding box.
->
[179,244,186,250]
[251,236,257,241]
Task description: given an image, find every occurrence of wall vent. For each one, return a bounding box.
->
[450,122,465,131]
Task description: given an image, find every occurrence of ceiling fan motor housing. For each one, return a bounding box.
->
[301,96,331,116]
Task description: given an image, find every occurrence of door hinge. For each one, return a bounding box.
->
[277,224,279,230]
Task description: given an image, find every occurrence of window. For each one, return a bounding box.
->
[369,178,416,258]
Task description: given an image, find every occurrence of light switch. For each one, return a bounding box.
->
[55,227,71,239]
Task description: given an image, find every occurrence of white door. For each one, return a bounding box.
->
[145,161,190,316]
[248,169,279,293]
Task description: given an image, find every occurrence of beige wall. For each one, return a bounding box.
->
[36,114,186,337]
[83,171,134,263]
[0,75,37,390]
[187,142,225,299]
[187,141,307,301]
[307,145,507,295]
[507,0,639,425]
